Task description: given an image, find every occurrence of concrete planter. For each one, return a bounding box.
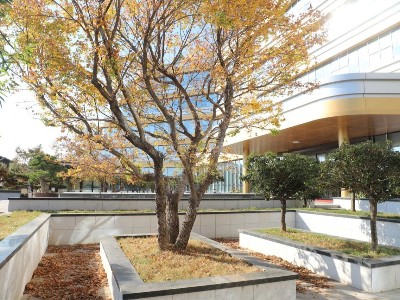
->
[32,192,58,198]
[0,214,51,300]
[296,210,400,248]
[333,197,400,214]
[239,229,400,293]
[6,196,301,212]
[100,233,297,300]
[48,211,296,245]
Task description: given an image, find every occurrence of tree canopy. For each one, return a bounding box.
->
[15,146,66,192]
[1,0,326,249]
[324,141,400,250]
[243,152,320,231]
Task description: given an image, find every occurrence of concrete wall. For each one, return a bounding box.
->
[49,211,296,245]
[0,190,20,200]
[296,211,400,248]
[333,198,400,214]
[0,214,50,300]
[0,191,20,212]
[239,230,400,293]
[7,197,301,212]
[101,234,297,300]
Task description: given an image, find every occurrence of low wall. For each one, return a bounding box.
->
[0,213,50,300]
[7,196,301,212]
[101,233,297,300]
[0,190,20,200]
[333,197,400,214]
[239,230,400,293]
[296,210,400,247]
[49,211,296,245]
[0,191,20,212]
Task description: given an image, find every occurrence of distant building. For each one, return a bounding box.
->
[223,0,400,193]
[0,156,11,168]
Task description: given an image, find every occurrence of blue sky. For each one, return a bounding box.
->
[0,90,62,160]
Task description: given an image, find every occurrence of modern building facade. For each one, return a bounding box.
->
[220,0,400,193]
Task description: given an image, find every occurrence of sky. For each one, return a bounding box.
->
[0,90,62,160]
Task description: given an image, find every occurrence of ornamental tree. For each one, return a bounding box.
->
[323,141,400,251]
[15,146,66,192]
[243,153,319,231]
[321,143,361,211]
[1,0,325,249]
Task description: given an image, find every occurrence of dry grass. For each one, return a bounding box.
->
[118,236,260,283]
[0,210,42,241]
[258,228,400,258]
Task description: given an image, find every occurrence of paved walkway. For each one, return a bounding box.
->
[297,281,400,299]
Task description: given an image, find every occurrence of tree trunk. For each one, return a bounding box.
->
[167,194,180,244]
[280,199,287,232]
[370,199,378,251]
[39,178,47,193]
[154,163,169,250]
[351,191,356,211]
[174,192,201,250]
[303,197,307,208]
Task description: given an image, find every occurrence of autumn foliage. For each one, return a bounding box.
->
[1,0,325,249]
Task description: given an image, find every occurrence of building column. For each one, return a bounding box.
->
[338,118,350,197]
[338,118,349,146]
[242,141,250,194]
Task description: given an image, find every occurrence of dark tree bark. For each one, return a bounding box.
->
[351,191,356,211]
[280,199,287,232]
[153,163,169,250]
[166,194,180,244]
[369,199,378,251]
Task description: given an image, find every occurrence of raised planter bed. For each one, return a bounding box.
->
[100,233,297,300]
[7,195,301,211]
[0,213,51,300]
[239,229,400,293]
[296,210,400,248]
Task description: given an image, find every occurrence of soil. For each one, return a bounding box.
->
[215,238,333,293]
[22,244,111,300]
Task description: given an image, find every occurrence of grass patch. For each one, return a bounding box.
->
[0,211,42,241]
[118,236,260,283]
[300,208,400,220]
[257,228,400,258]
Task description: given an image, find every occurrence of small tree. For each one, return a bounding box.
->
[15,146,66,193]
[321,144,360,211]
[324,141,400,251]
[243,153,319,231]
[295,161,322,208]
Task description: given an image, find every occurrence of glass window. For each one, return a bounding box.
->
[388,132,400,151]
[369,51,380,70]
[381,46,393,66]
[392,28,400,59]
[348,50,359,72]
[374,134,386,144]
[380,33,391,49]
[368,38,379,54]
[358,46,369,72]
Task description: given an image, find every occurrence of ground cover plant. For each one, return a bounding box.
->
[0,210,41,240]
[118,236,260,282]
[258,228,400,258]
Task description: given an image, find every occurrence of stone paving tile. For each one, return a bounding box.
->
[297,282,400,300]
